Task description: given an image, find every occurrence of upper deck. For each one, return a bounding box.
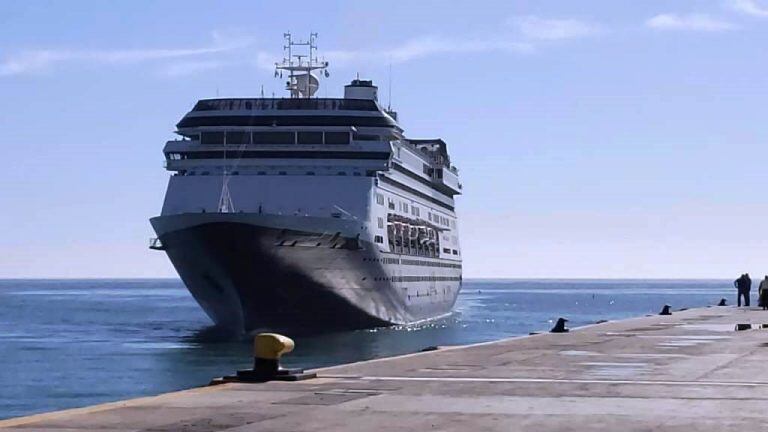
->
[192,98,380,112]
[177,97,400,130]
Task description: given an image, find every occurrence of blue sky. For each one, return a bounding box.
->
[1,0,767,278]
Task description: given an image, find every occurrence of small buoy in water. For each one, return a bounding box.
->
[550,317,569,333]
[718,298,727,306]
[659,304,672,316]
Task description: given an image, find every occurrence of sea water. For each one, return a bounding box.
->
[0,278,733,419]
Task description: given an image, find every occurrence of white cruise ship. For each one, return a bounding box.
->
[150,33,462,332]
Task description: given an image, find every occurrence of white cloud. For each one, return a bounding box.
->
[509,16,602,41]
[325,36,532,67]
[157,60,225,77]
[646,13,737,31]
[0,32,251,77]
[730,0,768,17]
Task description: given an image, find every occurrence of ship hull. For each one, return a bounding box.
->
[150,213,461,332]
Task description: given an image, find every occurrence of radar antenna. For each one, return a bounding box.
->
[275,32,329,98]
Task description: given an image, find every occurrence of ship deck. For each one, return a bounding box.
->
[3,305,768,431]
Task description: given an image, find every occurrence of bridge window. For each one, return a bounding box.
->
[297,132,323,145]
[201,132,225,145]
[325,132,350,145]
[225,131,250,145]
[252,131,295,145]
[353,133,380,141]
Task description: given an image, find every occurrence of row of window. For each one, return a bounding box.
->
[442,248,460,255]
[376,193,424,219]
[429,212,453,228]
[192,98,379,112]
[399,259,463,269]
[371,275,462,282]
[391,276,462,282]
[361,257,462,268]
[181,170,371,177]
[375,193,454,228]
[198,131,355,146]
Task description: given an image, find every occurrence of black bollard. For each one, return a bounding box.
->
[717,298,727,306]
[550,317,569,333]
[659,304,672,316]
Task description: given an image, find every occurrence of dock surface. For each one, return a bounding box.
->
[3,306,768,431]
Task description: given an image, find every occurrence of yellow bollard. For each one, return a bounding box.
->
[254,333,295,361]
[212,333,316,384]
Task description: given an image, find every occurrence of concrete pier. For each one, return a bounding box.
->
[3,306,768,431]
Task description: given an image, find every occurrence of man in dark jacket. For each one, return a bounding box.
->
[735,273,751,307]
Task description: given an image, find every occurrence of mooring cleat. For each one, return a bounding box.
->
[550,317,569,333]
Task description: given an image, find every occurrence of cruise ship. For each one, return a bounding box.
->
[150,33,463,332]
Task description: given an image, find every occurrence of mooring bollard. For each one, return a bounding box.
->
[659,305,672,316]
[550,317,569,333]
[718,298,727,306]
[226,333,316,383]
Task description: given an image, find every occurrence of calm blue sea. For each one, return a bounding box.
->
[0,278,733,420]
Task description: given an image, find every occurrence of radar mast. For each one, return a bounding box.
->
[274,32,329,98]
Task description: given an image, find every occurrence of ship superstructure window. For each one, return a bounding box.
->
[325,132,351,145]
[377,217,384,229]
[411,206,420,217]
[388,198,395,210]
[375,193,385,205]
[374,235,384,244]
[353,133,380,141]
[402,203,409,214]
[226,131,250,145]
[297,132,323,145]
[201,132,225,145]
[252,131,295,145]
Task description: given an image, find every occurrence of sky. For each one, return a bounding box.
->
[1,0,767,279]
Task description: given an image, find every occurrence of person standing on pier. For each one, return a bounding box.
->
[735,273,751,307]
[759,276,768,310]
